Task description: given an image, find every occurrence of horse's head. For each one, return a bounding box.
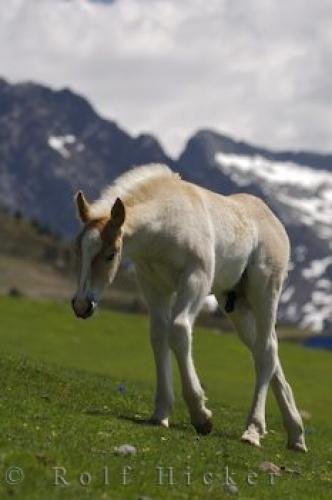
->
[72,191,125,319]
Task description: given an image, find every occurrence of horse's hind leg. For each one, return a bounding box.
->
[246,269,306,451]
[217,294,265,446]
[221,272,306,451]
[239,270,285,448]
[271,361,307,451]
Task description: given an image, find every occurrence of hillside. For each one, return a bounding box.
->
[0,209,144,311]
[0,208,74,299]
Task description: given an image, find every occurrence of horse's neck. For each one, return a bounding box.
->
[122,228,143,260]
[122,201,157,260]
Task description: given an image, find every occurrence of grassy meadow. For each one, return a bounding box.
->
[0,295,331,499]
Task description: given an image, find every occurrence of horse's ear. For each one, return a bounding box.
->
[75,190,91,223]
[111,198,125,228]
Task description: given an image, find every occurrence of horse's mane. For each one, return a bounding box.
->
[90,164,179,217]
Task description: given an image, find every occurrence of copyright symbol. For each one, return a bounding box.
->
[5,466,25,484]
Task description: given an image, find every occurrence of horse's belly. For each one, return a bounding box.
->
[213,256,248,292]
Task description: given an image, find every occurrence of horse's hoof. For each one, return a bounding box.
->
[241,429,261,447]
[287,441,307,453]
[193,419,213,435]
[149,417,169,428]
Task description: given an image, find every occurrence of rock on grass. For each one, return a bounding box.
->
[114,444,137,456]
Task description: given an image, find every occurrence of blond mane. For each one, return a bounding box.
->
[90,164,179,218]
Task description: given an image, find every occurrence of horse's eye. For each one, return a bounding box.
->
[105,252,115,262]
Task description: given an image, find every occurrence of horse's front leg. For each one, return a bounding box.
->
[149,309,174,427]
[136,270,174,427]
[169,268,213,434]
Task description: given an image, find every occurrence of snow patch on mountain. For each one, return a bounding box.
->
[317,279,330,290]
[301,297,332,333]
[280,286,295,303]
[48,135,76,159]
[215,152,332,243]
[302,257,332,279]
[215,152,331,188]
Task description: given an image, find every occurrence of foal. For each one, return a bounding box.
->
[72,164,307,452]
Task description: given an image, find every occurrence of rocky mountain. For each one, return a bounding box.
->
[0,78,331,333]
[0,78,172,236]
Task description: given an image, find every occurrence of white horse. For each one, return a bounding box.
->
[72,164,307,452]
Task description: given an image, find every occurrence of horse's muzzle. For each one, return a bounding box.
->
[71,297,97,319]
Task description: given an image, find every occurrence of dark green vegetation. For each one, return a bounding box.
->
[0,209,144,311]
[0,208,70,266]
[0,296,331,499]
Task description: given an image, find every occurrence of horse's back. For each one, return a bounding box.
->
[227,192,290,282]
[187,185,290,288]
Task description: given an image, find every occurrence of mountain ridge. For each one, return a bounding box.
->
[0,77,173,236]
[181,128,332,171]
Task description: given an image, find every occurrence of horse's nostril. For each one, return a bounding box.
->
[86,301,93,314]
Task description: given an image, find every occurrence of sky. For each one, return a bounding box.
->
[1,0,331,157]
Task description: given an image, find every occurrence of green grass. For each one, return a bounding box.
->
[0,296,331,499]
